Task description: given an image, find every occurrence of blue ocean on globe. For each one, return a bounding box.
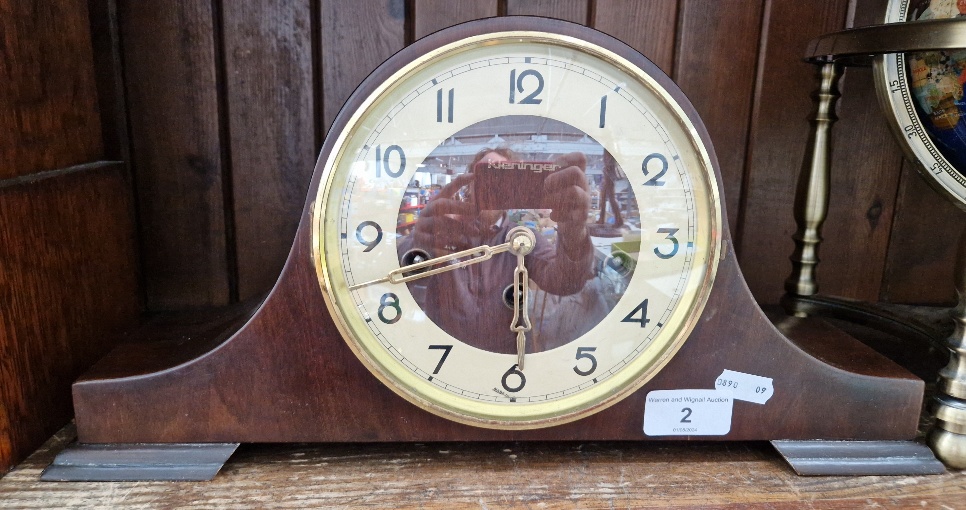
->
[907,1,966,176]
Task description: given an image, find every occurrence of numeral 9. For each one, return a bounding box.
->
[355,221,383,252]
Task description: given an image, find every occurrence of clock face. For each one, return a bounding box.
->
[313,21,721,429]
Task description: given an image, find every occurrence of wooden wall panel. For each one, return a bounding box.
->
[103,1,961,312]
[592,0,678,74]
[0,164,140,474]
[675,0,763,232]
[506,0,588,24]
[881,160,961,304]
[0,0,103,179]
[118,0,230,309]
[413,0,498,39]
[321,0,406,131]
[808,0,907,302]
[223,0,317,301]
[736,0,852,305]
[88,0,130,163]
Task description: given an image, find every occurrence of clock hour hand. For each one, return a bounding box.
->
[505,227,536,371]
[348,240,513,291]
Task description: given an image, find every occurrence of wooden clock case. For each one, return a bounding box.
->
[67,17,924,457]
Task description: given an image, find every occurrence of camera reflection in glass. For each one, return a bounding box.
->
[396,116,641,354]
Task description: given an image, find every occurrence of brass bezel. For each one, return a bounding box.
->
[311,28,722,429]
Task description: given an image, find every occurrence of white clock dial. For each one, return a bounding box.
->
[314,27,721,428]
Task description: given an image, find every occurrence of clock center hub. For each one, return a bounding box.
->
[506,227,536,257]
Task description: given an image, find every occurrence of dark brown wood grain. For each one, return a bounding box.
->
[118,0,230,309]
[674,0,762,234]
[413,0,498,39]
[506,0,588,24]
[87,0,129,163]
[71,18,923,447]
[736,0,852,305]
[880,160,961,305]
[321,0,406,131]
[591,0,678,74]
[0,0,103,178]
[815,64,905,302]
[0,163,140,474]
[805,0,907,302]
[223,0,317,301]
[103,0,961,312]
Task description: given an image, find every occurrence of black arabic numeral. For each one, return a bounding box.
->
[621,299,651,327]
[509,69,544,105]
[375,144,406,178]
[680,407,693,423]
[642,153,668,186]
[573,347,598,376]
[501,364,526,393]
[653,227,679,259]
[355,221,383,252]
[377,293,401,324]
[428,345,452,375]
[436,88,454,123]
[599,95,607,128]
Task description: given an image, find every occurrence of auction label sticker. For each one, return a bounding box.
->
[643,389,733,436]
[715,369,774,404]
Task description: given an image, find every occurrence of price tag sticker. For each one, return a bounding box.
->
[714,369,773,404]
[643,389,733,436]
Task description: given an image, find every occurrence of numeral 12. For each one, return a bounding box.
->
[509,69,544,104]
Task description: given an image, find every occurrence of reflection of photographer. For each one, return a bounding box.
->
[397,147,595,354]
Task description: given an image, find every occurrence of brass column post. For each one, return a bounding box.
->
[785,62,842,317]
[929,227,966,468]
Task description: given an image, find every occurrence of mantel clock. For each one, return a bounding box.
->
[43,17,941,481]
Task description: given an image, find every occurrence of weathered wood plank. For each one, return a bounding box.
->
[3,425,965,507]
[223,0,317,300]
[506,0,588,24]
[675,0,763,233]
[0,165,140,474]
[736,0,852,305]
[413,0,498,40]
[118,0,230,309]
[591,0,678,74]
[321,0,406,131]
[0,0,103,178]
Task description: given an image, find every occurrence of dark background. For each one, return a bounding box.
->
[1,0,961,473]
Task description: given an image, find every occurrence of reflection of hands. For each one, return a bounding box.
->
[544,152,591,255]
[413,173,480,257]
[544,152,590,226]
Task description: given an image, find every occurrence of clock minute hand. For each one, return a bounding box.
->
[348,242,513,291]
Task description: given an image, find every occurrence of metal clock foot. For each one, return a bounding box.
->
[771,440,945,475]
[41,442,239,481]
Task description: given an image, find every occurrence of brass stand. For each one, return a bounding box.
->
[784,62,841,309]
[929,232,966,468]
[787,19,966,469]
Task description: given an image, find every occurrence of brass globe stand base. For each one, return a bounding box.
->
[927,233,966,469]
[787,19,966,469]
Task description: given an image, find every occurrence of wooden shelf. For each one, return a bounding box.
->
[1,425,962,507]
